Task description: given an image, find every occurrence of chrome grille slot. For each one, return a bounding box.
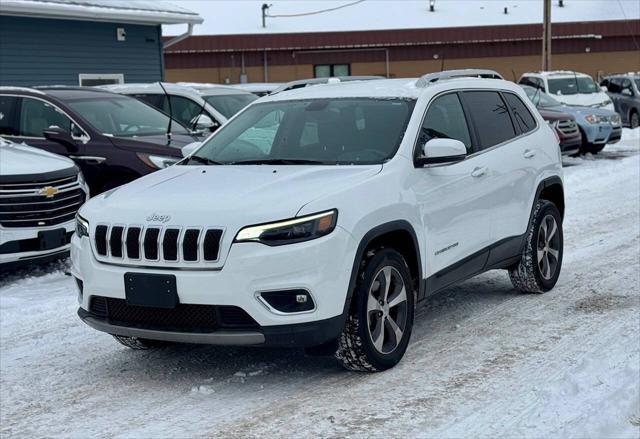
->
[126,227,142,259]
[95,225,108,256]
[203,229,222,261]
[182,229,201,262]
[143,228,161,260]
[557,119,579,136]
[0,175,85,228]
[93,224,223,265]
[162,228,180,261]
[109,226,125,258]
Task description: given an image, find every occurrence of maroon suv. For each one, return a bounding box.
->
[538,108,582,156]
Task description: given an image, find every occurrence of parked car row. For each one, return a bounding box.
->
[0,69,630,269]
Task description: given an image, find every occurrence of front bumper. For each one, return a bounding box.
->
[582,123,622,145]
[0,220,75,265]
[72,227,357,346]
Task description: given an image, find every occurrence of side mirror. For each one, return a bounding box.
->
[417,138,467,166]
[622,88,633,96]
[43,127,77,151]
[600,85,608,93]
[181,141,202,158]
[191,114,217,132]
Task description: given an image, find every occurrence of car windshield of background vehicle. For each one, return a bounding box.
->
[204,94,258,119]
[548,77,598,95]
[188,98,415,165]
[525,87,562,108]
[634,79,640,90]
[66,96,189,137]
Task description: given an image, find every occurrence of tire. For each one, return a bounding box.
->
[335,248,415,372]
[509,200,563,293]
[112,335,174,350]
[578,128,591,155]
[631,111,639,129]
[590,143,605,154]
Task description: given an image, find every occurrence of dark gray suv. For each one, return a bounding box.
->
[600,74,640,128]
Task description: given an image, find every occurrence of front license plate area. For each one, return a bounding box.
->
[124,273,178,308]
[38,228,66,251]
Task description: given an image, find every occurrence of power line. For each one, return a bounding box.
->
[615,0,639,51]
[265,0,365,18]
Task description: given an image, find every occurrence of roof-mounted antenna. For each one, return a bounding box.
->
[157,81,172,144]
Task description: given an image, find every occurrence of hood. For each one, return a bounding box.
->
[81,164,382,229]
[109,133,196,152]
[544,104,616,118]
[551,91,610,108]
[0,141,75,176]
[537,108,574,121]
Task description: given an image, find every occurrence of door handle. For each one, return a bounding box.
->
[69,155,106,164]
[523,149,536,159]
[471,166,487,178]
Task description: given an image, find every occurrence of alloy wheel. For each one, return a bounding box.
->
[537,214,561,280]
[366,266,409,354]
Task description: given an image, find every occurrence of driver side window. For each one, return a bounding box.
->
[19,97,72,137]
[418,93,472,156]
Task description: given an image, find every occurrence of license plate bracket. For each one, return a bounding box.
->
[38,228,66,251]
[124,273,178,308]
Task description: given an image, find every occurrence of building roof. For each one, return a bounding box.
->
[0,0,203,25]
[165,19,639,54]
[163,0,639,36]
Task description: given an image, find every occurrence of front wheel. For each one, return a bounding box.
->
[335,248,415,372]
[630,111,639,129]
[509,200,563,293]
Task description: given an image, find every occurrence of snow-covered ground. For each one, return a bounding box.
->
[1,130,639,438]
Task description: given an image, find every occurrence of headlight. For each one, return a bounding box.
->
[77,171,89,195]
[235,210,337,246]
[137,153,179,169]
[75,213,89,238]
[584,114,601,124]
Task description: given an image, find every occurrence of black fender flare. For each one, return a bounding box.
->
[342,220,424,317]
[529,175,564,225]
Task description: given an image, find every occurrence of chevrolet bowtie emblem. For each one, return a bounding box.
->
[38,186,59,198]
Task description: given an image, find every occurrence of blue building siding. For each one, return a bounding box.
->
[0,16,164,86]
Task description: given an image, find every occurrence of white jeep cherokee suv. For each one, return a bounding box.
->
[73,71,564,371]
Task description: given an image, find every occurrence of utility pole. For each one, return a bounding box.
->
[542,0,552,70]
[262,4,270,28]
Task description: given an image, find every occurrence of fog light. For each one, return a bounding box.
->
[258,290,315,313]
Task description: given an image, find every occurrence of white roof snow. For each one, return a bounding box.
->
[0,0,203,25]
[164,0,639,35]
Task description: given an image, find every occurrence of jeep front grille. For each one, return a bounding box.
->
[557,119,579,136]
[0,175,86,228]
[94,225,223,264]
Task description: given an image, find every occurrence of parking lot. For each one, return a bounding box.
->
[1,129,638,438]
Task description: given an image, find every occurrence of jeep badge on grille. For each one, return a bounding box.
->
[146,213,171,223]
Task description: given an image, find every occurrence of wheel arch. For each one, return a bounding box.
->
[343,221,424,316]
[533,176,565,220]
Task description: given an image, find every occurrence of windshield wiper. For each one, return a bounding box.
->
[229,158,328,165]
[186,155,222,165]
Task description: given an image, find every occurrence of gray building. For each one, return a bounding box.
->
[0,0,202,86]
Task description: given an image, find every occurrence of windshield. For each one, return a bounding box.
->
[634,79,640,90]
[188,98,415,165]
[548,77,598,95]
[524,87,561,108]
[204,94,258,119]
[67,96,188,137]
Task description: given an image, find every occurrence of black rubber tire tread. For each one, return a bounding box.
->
[112,335,174,350]
[509,200,563,294]
[335,248,415,372]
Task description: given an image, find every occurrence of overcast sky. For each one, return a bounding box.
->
[163,0,640,36]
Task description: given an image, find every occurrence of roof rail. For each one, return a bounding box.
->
[416,69,504,87]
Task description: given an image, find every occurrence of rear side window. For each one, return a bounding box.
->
[418,93,472,154]
[503,93,537,134]
[0,95,19,136]
[462,91,516,150]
